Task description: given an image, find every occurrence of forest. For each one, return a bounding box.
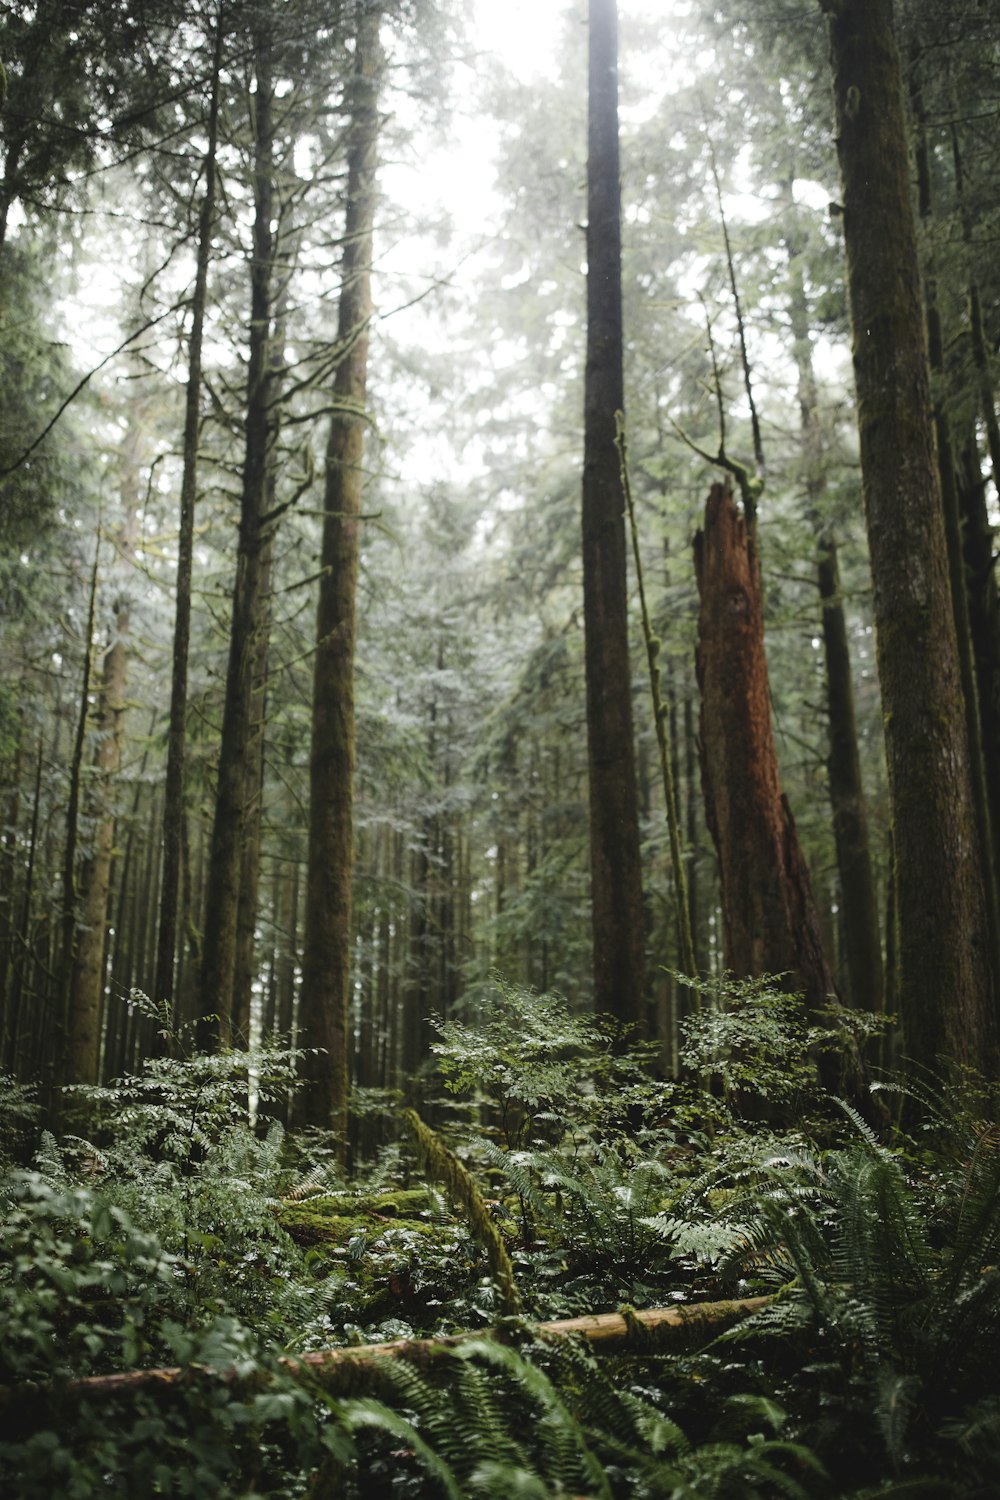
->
[3,0,1000,1493]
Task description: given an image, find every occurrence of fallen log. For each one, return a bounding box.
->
[0,1295,773,1430]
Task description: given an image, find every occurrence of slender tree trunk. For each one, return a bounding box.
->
[198,22,277,1049]
[57,539,101,1092]
[65,409,143,1083]
[582,0,645,1030]
[3,734,42,1074]
[821,0,997,1073]
[65,569,130,1084]
[297,4,383,1136]
[0,722,23,1054]
[695,479,836,1016]
[155,3,225,1022]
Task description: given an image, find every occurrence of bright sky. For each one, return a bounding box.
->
[376,0,684,479]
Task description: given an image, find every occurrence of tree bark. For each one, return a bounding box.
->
[297,3,383,1135]
[582,0,645,1031]
[821,0,997,1074]
[57,539,101,1093]
[198,20,277,1049]
[695,480,836,1014]
[784,199,883,1015]
[65,553,132,1084]
[155,4,224,1023]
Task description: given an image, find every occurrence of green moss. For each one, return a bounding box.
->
[279,1188,446,1251]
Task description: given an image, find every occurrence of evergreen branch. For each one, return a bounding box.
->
[0,301,187,478]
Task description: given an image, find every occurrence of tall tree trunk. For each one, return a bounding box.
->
[0,721,23,1055]
[2,734,42,1074]
[821,0,997,1073]
[582,0,645,1030]
[949,122,1000,896]
[198,21,277,1049]
[297,4,383,1136]
[784,199,883,1015]
[911,64,1000,968]
[695,479,836,1016]
[57,539,100,1093]
[155,3,225,1024]
[65,404,144,1083]
[65,555,131,1085]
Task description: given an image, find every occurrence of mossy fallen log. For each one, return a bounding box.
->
[0,1295,773,1431]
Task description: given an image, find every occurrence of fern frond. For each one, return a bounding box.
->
[338,1395,464,1499]
[455,1339,614,1500]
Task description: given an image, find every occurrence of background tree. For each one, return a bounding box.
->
[581,0,645,1032]
[298,1,384,1136]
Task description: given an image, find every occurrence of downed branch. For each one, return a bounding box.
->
[0,1295,773,1432]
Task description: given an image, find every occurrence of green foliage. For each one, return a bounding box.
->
[6,1022,1000,1496]
[0,1071,39,1164]
[0,1173,347,1497]
[327,1335,826,1500]
[52,1014,313,1333]
[678,972,885,1118]
[432,977,658,1150]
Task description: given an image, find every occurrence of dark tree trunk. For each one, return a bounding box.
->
[784,201,883,1014]
[957,435,1000,886]
[58,541,100,1093]
[2,734,42,1074]
[822,0,997,1074]
[911,67,1000,964]
[155,7,224,1021]
[198,22,277,1049]
[695,480,836,1014]
[65,568,130,1084]
[582,0,645,1030]
[297,4,383,1136]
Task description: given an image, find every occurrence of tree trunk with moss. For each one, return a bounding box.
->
[297,4,383,1135]
[581,0,645,1031]
[695,479,836,1015]
[821,0,997,1072]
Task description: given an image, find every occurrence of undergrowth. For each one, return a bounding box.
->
[1,975,998,1496]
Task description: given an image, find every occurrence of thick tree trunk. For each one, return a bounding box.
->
[297,4,383,1135]
[784,205,883,1015]
[948,124,1000,903]
[822,0,997,1073]
[198,23,277,1049]
[695,480,835,1013]
[155,7,224,1022]
[582,0,645,1030]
